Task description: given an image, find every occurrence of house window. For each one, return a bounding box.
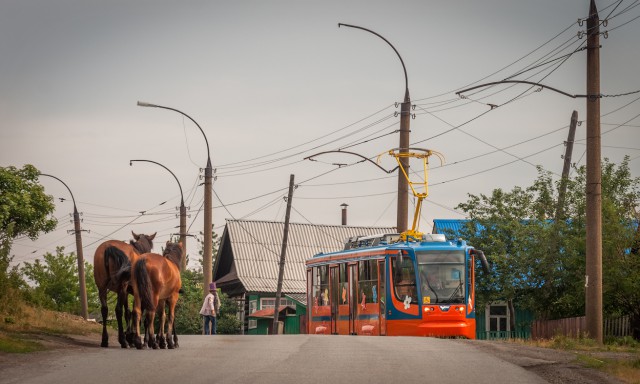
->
[485,303,510,333]
[260,297,295,309]
[249,300,257,314]
[248,319,257,329]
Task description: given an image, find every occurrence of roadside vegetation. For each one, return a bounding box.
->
[0,165,240,354]
[510,335,640,383]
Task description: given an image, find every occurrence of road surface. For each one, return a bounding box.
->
[0,335,619,384]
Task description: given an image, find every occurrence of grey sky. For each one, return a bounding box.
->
[2,0,639,269]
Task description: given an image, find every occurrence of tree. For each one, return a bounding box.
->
[456,158,640,339]
[21,247,82,314]
[0,165,56,314]
[0,165,56,243]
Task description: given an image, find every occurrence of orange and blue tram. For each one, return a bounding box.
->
[306,233,489,338]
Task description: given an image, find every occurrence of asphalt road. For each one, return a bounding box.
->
[0,335,556,384]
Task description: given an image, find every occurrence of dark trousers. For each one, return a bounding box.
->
[203,315,218,335]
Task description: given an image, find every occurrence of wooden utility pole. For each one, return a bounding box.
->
[586,0,603,344]
[555,110,578,221]
[273,174,295,334]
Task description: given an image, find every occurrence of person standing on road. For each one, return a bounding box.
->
[200,282,222,335]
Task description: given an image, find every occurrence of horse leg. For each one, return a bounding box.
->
[147,310,159,349]
[125,292,135,347]
[157,301,167,349]
[99,289,109,348]
[167,297,177,349]
[115,291,128,348]
[132,296,144,350]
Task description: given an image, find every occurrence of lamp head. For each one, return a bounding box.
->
[137,101,155,107]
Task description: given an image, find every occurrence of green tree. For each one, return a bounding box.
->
[174,268,205,334]
[0,165,56,313]
[21,247,82,314]
[217,292,242,334]
[456,158,640,339]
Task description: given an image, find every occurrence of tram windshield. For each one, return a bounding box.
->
[416,250,466,304]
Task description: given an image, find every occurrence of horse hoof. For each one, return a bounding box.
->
[152,343,159,350]
[101,342,108,348]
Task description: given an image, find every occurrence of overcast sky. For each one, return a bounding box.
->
[2,0,639,270]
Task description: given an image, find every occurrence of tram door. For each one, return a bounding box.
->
[378,259,387,336]
[330,265,339,334]
[348,263,358,335]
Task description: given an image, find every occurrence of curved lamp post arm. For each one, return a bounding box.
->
[39,173,78,212]
[137,101,211,163]
[129,160,184,205]
[339,23,409,101]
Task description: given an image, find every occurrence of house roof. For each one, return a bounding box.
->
[247,307,288,318]
[215,219,396,295]
[432,219,468,235]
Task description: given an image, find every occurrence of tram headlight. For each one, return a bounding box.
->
[456,306,465,312]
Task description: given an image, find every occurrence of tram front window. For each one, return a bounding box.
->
[417,251,465,304]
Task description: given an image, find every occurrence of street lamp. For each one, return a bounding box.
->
[129,159,188,271]
[338,23,412,232]
[39,173,88,320]
[137,101,213,296]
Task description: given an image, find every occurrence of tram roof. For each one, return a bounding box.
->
[214,219,396,294]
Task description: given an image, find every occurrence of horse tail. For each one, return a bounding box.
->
[134,258,154,311]
[104,246,131,285]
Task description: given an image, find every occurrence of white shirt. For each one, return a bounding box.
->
[200,292,221,317]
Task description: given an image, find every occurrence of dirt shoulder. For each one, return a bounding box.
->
[466,339,635,384]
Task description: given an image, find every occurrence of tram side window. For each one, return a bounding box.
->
[312,265,329,307]
[358,260,378,304]
[393,256,417,304]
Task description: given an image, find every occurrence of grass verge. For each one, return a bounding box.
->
[0,303,101,353]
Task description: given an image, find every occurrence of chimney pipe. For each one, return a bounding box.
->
[341,203,348,225]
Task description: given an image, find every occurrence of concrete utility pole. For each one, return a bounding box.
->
[555,110,578,221]
[339,23,411,232]
[585,0,603,344]
[273,174,295,335]
[40,174,88,320]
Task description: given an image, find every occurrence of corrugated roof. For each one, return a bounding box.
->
[432,219,467,235]
[222,219,396,294]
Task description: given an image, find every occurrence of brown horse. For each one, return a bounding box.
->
[131,241,183,350]
[93,231,156,348]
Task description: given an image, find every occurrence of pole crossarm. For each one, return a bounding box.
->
[305,150,398,174]
[456,80,591,100]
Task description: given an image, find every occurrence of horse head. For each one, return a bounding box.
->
[130,231,156,254]
[163,241,183,267]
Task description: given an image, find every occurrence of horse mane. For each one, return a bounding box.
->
[163,242,183,268]
[130,233,154,254]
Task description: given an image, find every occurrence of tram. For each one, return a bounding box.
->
[306,233,488,338]
[305,148,489,337]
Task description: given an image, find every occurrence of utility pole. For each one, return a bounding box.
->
[273,174,295,335]
[585,0,603,344]
[397,90,411,233]
[40,174,88,320]
[555,110,578,221]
